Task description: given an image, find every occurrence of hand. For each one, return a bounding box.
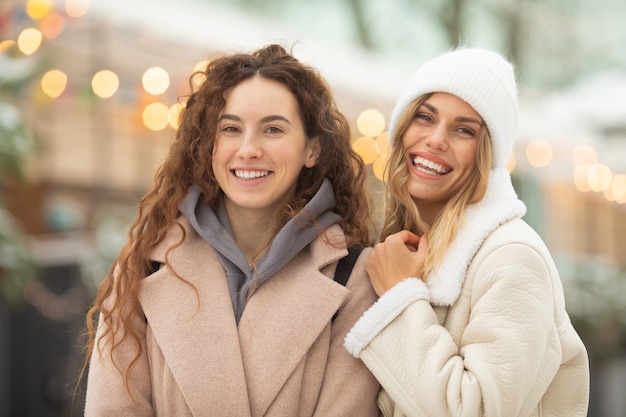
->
[366,231,429,296]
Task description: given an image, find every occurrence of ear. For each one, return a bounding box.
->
[304,136,320,168]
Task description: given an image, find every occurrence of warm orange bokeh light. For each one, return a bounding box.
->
[17,27,43,56]
[41,69,68,98]
[376,132,389,157]
[587,163,612,192]
[168,102,185,129]
[26,0,53,20]
[372,155,388,182]
[143,102,170,131]
[357,109,385,138]
[40,13,66,40]
[352,136,378,164]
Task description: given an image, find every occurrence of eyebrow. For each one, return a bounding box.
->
[218,114,292,125]
[421,102,483,126]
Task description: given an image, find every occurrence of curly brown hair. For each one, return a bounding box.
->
[79,44,372,397]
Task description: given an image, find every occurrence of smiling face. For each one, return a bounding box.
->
[212,76,319,222]
[402,92,483,221]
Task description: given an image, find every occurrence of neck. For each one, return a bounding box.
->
[414,200,444,227]
[224,202,276,264]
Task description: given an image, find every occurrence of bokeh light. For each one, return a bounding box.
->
[66,0,90,18]
[587,163,612,192]
[0,40,16,53]
[168,102,184,129]
[612,174,626,204]
[142,66,170,96]
[375,131,389,157]
[352,136,378,164]
[357,109,385,138]
[191,60,209,88]
[573,164,591,192]
[40,13,66,40]
[525,139,553,167]
[372,155,387,181]
[26,0,53,20]
[41,69,68,98]
[17,27,43,56]
[142,102,170,131]
[91,70,119,98]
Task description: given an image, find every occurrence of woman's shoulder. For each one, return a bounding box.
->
[484,217,546,249]
[148,216,203,262]
[474,217,556,274]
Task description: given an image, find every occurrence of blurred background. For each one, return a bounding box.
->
[1,0,625,415]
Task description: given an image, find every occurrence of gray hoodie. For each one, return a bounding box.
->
[179,178,342,323]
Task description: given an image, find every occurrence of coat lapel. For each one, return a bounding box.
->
[237,235,348,417]
[139,224,251,416]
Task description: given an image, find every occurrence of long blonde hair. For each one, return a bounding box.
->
[380,94,493,278]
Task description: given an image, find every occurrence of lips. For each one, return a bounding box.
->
[411,155,451,175]
[233,169,270,180]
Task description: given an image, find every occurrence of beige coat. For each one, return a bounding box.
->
[347,220,589,417]
[85,221,380,416]
[345,170,589,416]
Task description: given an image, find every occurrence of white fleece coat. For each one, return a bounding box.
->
[345,168,589,417]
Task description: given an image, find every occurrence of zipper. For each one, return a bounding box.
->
[378,402,389,417]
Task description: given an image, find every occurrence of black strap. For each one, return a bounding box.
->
[332,245,364,322]
[333,245,364,286]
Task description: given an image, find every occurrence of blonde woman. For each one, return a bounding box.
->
[345,48,589,417]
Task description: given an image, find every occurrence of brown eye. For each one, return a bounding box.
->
[415,113,433,123]
[456,127,476,137]
[265,126,284,134]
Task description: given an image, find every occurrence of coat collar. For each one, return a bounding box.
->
[426,168,526,306]
[139,219,349,416]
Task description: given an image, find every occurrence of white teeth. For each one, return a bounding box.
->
[412,156,450,175]
[234,170,269,179]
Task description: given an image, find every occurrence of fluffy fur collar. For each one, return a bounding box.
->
[344,169,526,357]
[427,168,527,306]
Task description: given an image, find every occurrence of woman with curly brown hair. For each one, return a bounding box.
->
[82,44,380,416]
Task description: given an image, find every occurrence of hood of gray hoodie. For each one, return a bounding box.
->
[179,178,342,323]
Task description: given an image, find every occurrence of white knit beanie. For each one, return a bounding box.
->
[388,48,518,169]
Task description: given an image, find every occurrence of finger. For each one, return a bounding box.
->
[414,234,429,262]
[417,233,429,251]
[394,230,422,248]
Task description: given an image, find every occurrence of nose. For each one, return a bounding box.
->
[237,131,262,159]
[425,124,449,151]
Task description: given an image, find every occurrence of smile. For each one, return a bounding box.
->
[233,169,270,180]
[412,156,451,175]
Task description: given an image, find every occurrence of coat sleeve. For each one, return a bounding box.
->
[313,249,381,417]
[84,306,154,416]
[348,242,565,417]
